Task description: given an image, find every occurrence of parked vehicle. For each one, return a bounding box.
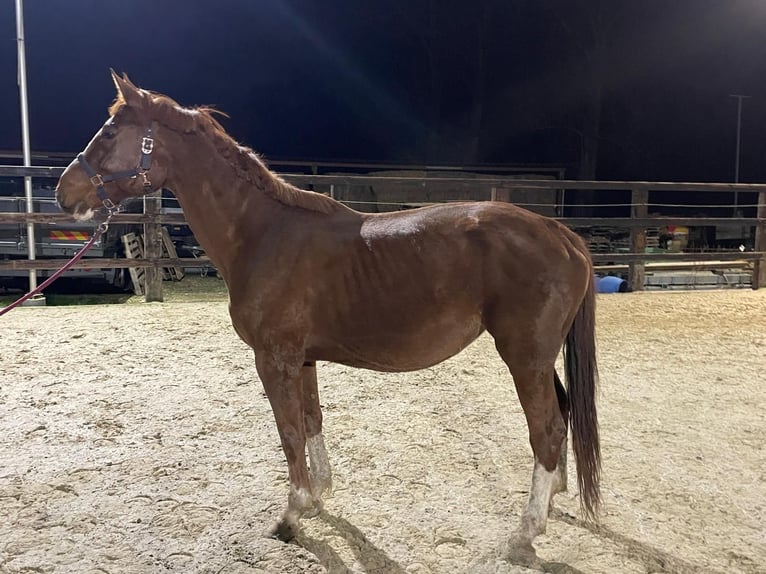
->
[0,184,215,290]
[0,186,141,290]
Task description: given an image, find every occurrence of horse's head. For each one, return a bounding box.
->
[56,70,170,219]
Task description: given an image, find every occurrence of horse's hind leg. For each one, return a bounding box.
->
[302,363,333,503]
[494,343,567,564]
[552,370,569,497]
[255,352,314,541]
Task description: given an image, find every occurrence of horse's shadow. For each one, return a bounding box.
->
[549,508,728,574]
[296,509,586,574]
[295,507,728,574]
[295,510,408,574]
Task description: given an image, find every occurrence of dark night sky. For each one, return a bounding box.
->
[2,0,766,182]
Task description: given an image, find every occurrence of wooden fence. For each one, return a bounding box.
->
[1,165,765,299]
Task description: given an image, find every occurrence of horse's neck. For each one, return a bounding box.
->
[166,141,278,281]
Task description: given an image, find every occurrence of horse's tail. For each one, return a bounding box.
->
[564,271,601,520]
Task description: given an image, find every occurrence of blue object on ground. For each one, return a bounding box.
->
[595,275,627,294]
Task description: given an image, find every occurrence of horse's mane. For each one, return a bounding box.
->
[110,92,339,215]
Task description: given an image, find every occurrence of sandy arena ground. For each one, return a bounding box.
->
[1,281,764,574]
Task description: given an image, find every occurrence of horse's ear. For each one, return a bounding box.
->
[110,69,145,108]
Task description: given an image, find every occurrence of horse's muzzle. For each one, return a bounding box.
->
[55,187,96,221]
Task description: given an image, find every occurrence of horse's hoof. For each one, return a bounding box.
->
[266,519,299,542]
[501,539,540,568]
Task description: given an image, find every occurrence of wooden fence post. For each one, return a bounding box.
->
[753,190,766,290]
[628,186,648,291]
[143,191,164,302]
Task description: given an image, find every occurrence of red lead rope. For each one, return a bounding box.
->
[0,212,115,317]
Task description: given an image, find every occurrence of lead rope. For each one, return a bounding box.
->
[0,202,120,317]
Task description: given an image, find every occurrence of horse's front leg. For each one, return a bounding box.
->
[255,350,315,541]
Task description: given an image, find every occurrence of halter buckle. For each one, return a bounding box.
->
[90,174,105,187]
[141,137,155,155]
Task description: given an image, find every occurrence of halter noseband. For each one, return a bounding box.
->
[77,121,157,210]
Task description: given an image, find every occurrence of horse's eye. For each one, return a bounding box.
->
[103,130,116,139]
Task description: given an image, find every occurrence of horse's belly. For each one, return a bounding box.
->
[311,312,485,372]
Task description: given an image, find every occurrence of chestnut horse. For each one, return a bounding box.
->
[56,72,600,564]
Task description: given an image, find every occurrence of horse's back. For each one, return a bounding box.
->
[360,201,590,283]
[363,201,593,334]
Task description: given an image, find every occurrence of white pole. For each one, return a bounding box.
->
[16,0,38,292]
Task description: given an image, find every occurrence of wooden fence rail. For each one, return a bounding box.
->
[2,166,766,297]
[2,212,762,228]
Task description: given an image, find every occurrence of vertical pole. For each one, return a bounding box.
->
[490,186,497,202]
[734,97,743,185]
[753,190,766,290]
[559,187,566,217]
[628,186,648,292]
[730,94,750,214]
[143,191,164,302]
[15,0,38,295]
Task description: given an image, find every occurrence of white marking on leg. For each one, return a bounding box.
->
[288,486,313,513]
[503,460,557,564]
[516,460,556,542]
[307,433,333,498]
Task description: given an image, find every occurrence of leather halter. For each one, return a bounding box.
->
[76,121,157,210]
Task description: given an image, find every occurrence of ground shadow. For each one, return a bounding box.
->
[494,542,586,574]
[550,508,730,574]
[539,559,587,574]
[298,510,588,574]
[296,505,728,574]
[295,510,407,574]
